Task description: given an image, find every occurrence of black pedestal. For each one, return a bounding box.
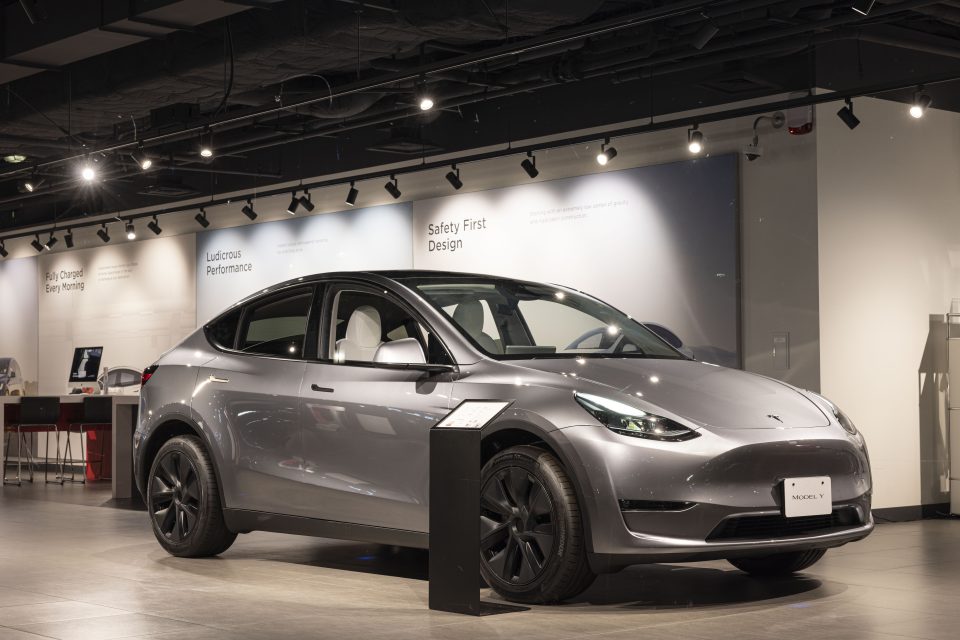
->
[428,425,528,616]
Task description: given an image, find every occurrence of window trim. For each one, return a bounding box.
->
[316,281,456,370]
[204,284,320,362]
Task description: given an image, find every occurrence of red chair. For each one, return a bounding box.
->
[62,396,113,484]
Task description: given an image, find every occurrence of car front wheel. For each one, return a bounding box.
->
[147,435,236,557]
[728,549,826,576]
[479,445,595,604]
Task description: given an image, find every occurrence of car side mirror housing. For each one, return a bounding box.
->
[375,338,428,365]
[644,322,695,359]
[374,338,456,373]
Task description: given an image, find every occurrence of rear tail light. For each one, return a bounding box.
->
[141,364,158,386]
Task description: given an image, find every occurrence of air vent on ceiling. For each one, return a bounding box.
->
[700,71,781,95]
[367,128,444,155]
[137,175,201,198]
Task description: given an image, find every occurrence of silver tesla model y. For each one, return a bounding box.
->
[135,271,873,603]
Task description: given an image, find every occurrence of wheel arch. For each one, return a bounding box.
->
[480,422,597,555]
[139,418,227,508]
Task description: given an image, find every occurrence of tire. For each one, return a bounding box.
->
[479,445,595,604]
[147,435,236,557]
[728,548,826,576]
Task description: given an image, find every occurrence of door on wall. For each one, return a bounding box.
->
[298,283,454,533]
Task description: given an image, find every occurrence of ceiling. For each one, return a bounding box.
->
[1,0,960,236]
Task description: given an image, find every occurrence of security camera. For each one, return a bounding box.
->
[744,142,763,162]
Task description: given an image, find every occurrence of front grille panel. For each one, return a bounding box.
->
[706,506,862,541]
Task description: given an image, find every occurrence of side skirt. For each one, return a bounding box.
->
[223,509,429,549]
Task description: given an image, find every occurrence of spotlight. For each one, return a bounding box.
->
[64,230,74,248]
[691,20,719,50]
[199,129,214,159]
[287,192,301,215]
[132,148,152,171]
[384,174,401,199]
[298,190,315,212]
[45,232,57,250]
[147,216,162,235]
[688,126,704,154]
[241,200,257,221]
[417,84,435,111]
[81,164,96,182]
[596,139,618,165]
[0,241,7,258]
[837,98,860,130]
[30,235,44,253]
[125,221,136,241]
[345,181,359,206]
[445,165,463,190]
[910,91,932,119]
[521,151,539,179]
[195,208,210,228]
[851,0,876,15]
[17,176,41,193]
[97,224,110,243]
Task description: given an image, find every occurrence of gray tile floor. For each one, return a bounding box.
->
[1,483,959,640]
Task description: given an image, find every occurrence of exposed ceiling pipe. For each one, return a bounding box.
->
[0,0,720,181]
[578,0,944,76]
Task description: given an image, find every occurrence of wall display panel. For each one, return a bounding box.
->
[37,235,196,394]
[0,257,39,394]
[196,203,413,323]
[413,155,739,366]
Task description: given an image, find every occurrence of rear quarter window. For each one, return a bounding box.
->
[206,308,242,350]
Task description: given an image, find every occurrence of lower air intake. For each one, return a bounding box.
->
[707,506,862,541]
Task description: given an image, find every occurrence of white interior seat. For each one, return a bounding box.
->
[336,305,382,362]
[453,301,501,353]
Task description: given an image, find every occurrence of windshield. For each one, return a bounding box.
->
[408,278,685,360]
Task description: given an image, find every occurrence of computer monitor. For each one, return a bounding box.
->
[68,346,103,383]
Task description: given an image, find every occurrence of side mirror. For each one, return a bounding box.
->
[645,322,695,359]
[374,338,456,373]
[374,338,427,365]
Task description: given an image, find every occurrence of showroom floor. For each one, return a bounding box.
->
[0,485,957,640]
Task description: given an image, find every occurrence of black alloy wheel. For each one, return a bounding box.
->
[147,435,236,557]
[479,445,595,603]
[481,466,557,584]
[150,449,202,543]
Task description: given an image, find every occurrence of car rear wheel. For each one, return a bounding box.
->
[148,435,236,557]
[479,445,595,604]
[728,549,826,576]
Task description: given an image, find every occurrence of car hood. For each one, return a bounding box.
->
[515,358,831,429]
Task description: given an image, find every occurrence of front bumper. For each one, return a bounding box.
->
[551,424,873,572]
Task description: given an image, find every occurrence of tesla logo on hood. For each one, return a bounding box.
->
[766,414,784,423]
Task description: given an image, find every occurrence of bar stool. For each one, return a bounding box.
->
[62,396,113,484]
[3,397,60,486]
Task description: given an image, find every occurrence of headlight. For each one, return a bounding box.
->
[574,392,699,441]
[815,394,858,435]
[832,407,858,436]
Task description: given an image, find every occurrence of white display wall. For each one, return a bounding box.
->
[196,203,413,323]
[0,256,39,392]
[412,155,740,366]
[37,235,197,394]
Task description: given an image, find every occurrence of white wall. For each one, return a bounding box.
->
[817,96,960,509]
[0,256,38,392]
[37,234,196,394]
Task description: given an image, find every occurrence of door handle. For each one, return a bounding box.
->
[311,384,334,393]
[208,375,230,384]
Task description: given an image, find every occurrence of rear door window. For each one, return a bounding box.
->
[239,289,313,358]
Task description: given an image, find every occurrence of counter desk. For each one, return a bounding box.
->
[0,395,139,501]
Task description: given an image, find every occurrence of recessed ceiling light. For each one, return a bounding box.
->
[3,154,27,164]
